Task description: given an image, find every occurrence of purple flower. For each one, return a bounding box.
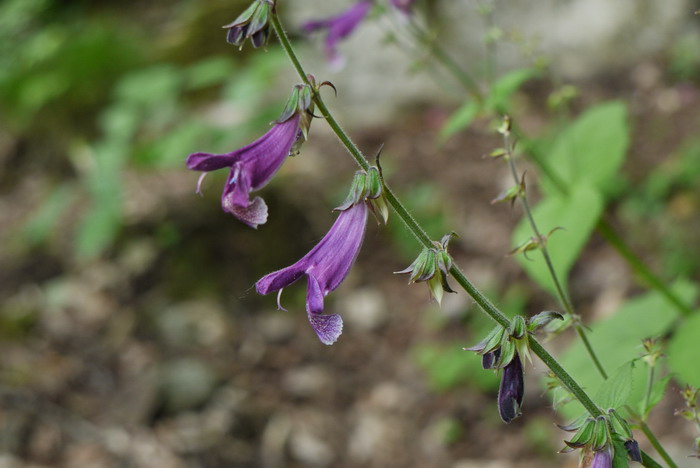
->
[390,0,416,14]
[591,449,612,468]
[186,114,301,228]
[256,202,368,345]
[301,1,372,66]
[498,353,524,423]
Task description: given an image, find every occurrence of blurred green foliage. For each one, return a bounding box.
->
[1,0,286,258]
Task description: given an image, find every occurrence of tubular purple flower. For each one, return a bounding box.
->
[498,353,524,423]
[256,202,368,345]
[591,448,612,468]
[301,0,372,66]
[185,114,301,229]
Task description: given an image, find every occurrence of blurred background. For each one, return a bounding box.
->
[1,0,700,467]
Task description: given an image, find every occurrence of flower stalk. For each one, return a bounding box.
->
[499,119,608,380]
[268,9,664,467]
[397,8,695,320]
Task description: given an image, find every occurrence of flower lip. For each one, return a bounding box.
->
[256,202,368,344]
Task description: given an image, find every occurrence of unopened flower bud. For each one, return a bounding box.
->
[224,0,274,49]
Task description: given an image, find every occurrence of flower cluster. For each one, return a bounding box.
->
[395,232,456,305]
[559,410,642,467]
[466,312,563,423]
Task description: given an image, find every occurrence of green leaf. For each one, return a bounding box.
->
[595,361,634,410]
[184,56,234,90]
[439,100,480,142]
[552,280,698,419]
[542,101,629,195]
[612,440,630,468]
[668,312,700,386]
[23,184,78,245]
[486,67,539,112]
[413,342,498,392]
[513,183,603,294]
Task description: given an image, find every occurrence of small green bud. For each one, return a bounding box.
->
[564,418,596,449]
[591,416,610,451]
[365,167,383,199]
[508,316,527,339]
[527,311,564,332]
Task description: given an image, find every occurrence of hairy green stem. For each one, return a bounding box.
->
[643,363,655,421]
[520,131,694,318]
[422,24,695,319]
[405,20,484,103]
[502,130,608,379]
[269,12,662,467]
[640,422,678,468]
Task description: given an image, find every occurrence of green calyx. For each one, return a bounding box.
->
[277,84,315,156]
[396,232,457,305]
[467,314,536,369]
[335,167,388,222]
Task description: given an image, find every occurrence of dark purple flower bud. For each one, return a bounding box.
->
[256,202,368,345]
[186,114,301,228]
[624,439,642,463]
[301,1,372,67]
[591,448,612,468]
[498,353,524,423]
[482,348,501,370]
[390,0,416,14]
[224,0,273,49]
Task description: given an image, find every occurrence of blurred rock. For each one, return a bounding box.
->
[347,412,388,464]
[288,0,691,126]
[153,300,229,348]
[289,429,334,467]
[260,413,292,468]
[259,312,296,343]
[159,359,218,413]
[337,288,388,332]
[283,365,332,398]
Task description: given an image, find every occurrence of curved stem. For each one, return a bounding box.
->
[268,12,662,467]
[502,129,608,379]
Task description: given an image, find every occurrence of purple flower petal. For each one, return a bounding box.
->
[256,203,368,344]
[307,274,343,345]
[498,353,524,423]
[224,195,268,229]
[302,1,372,64]
[591,449,612,468]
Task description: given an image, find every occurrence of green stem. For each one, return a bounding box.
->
[420,24,695,319]
[643,363,655,421]
[519,130,694,318]
[640,421,678,468]
[596,219,693,317]
[406,20,484,103]
[502,129,608,379]
[269,12,662,467]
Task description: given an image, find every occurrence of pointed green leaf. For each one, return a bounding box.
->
[541,101,629,195]
[668,312,700,386]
